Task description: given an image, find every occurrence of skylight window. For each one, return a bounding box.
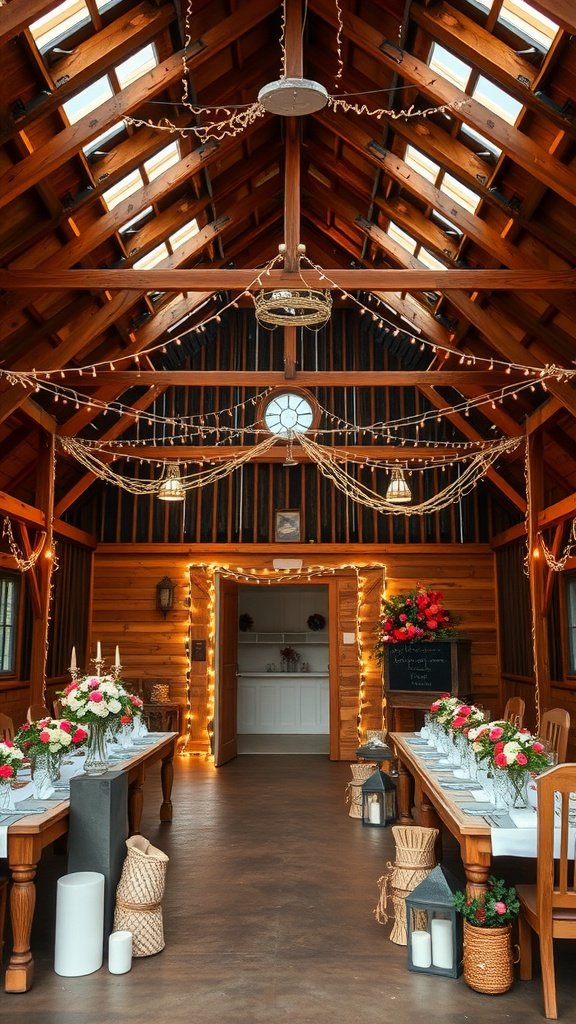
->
[102,169,143,210]
[143,142,180,183]
[133,244,169,270]
[169,219,199,250]
[119,207,154,235]
[460,124,502,159]
[83,122,125,157]
[404,146,440,183]
[472,76,523,124]
[431,212,462,237]
[439,173,480,213]
[29,0,90,52]
[500,0,558,52]
[62,76,113,124]
[116,44,158,90]
[386,222,417,255]
[428,43,471,91]
[417,248,447,271]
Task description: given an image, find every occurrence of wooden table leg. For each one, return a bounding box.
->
[396,757,414,824]
[421,791,443,862]
[4,861,37,993]
[160,750,174,822]
[461,835,492,898]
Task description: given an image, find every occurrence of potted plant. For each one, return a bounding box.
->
[453,875,520,994]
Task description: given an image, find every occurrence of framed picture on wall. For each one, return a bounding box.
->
[275,509,301,543]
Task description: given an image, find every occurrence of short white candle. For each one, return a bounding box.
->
[411,929,432,969]
[108,930,132,974]
[115,644,121,668]
[70,646,77,671]
[96,641,102,661]
[431,918,453,969]
[368,800,381,824]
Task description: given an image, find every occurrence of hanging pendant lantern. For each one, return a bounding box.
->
[385,466,412,504]
[157,464,185,502]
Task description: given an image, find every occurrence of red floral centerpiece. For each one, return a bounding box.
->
[374,584,458,660]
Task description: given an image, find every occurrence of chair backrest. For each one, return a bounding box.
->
[0,713,15,741]
[541,708,571,763]
[503,696,525,729]
[27,703,50,723]
[52,699,62,718]
[536,764,576,919]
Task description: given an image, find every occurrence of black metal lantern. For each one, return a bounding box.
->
[361,769,397,827]
[405,865,463,978]
[156,576,175,618]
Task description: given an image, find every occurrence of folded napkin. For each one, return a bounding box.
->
[471,788,492,802]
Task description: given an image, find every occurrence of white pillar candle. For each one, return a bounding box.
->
[115,644,121,668]
[108,930,132,975]
[411,929,432,969]
[431,918,453,969]
[368,799,381,824]
[96,641,102,661]
[70,646,77,671]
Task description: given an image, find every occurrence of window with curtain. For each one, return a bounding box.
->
[0,573,20,674]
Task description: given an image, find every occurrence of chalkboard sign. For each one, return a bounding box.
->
[383,639,471,708]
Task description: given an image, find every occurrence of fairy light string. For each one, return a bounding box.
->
[2,517,46,571]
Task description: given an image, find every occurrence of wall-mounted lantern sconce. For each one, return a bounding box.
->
[156,576,175,618]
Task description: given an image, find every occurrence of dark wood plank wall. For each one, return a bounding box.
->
[92,544,498,760]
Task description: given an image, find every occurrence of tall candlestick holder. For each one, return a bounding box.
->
[111,661,123,681]
[68,664,79,682]
[91,658,105,677]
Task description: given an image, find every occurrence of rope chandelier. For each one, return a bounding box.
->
[254,287,332,329]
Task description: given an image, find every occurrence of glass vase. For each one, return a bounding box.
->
[84,720,111,776]
[0,779,11,811]
[32,751,61,796]
[507,770,528,808]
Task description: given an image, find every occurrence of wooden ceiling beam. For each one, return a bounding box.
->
[0,0,57,47]
[49,370,523,387]
[311,0,576,207]
[1,268,574,291]
[82,444,498,462]
[0,0,278,210]
[527,1,576,34]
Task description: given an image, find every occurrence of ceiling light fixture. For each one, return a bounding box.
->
[385,467,412,504]
[157,464,185,502]
[254,288,332,328]
[257,78,329,115]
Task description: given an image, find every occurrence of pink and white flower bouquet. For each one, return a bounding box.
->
[15,718,88,757]
[0,739,25,780]
[59,675,124,724]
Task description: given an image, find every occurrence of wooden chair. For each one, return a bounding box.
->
[517,763,576,1019]
[540,708,571,764]
[26,703,50,723]
[52,699,62,718]
[0,713,14,741]
[503,696,525,729]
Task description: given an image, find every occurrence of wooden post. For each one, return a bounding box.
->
[282,2,302,376]
[526,430,550,731]
[29,433,55,704]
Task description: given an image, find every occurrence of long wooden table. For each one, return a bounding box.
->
[390,732,492,897]
[3,732,177,994]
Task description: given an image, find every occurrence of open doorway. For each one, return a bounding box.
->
[236,583,329,753]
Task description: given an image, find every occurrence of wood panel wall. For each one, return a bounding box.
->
[92,544,499,760]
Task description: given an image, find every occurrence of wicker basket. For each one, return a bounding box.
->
[374,826,438,944]
[463,920,514,994]
[350,762,377,782]
[113,835,169,957]
[345,779,364,818]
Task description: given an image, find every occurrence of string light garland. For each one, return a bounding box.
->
[2,517,46,571]
[538,520,576,571]
[122,0,466,141]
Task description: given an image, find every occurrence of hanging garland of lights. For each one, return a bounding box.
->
[122,0,466,142]
[294,431,522,516]
[538,520,576,571]
[2,517,46,572]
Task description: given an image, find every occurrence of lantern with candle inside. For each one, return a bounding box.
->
[405,865,463,978]
[361,769,397,827]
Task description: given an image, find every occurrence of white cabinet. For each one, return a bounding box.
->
[237,674,329,734]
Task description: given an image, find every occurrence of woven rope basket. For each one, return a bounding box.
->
[374,826,438,945]
[350,762,377,782]
[113,835,169,957]
[463,920,515,994]
[366,730,386,745]
[345,780,364,818]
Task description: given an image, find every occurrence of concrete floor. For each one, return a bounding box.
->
[1,755,573,1023]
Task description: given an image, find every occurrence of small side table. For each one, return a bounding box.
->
[143,702,181,734]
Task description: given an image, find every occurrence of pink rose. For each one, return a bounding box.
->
[39,730,51,744]
[64,682,79,695]
[457,706,472,717]
[426,618,438,630]
[88,691,103,702]
[515,752,528,766]
[532,741,544,753]
[494,741,505,754]
[399,613,407,622]
[452,717,466,729]
[494,752,508,768]
[494,901,507,915]
[73,728,88,744]
[0,765,14,778]
[489,726,504,741]
[430,702,440,712]
[3,739,14,748]
[59,720,71,732]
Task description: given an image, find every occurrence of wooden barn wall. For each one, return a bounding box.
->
[92,544,498,761]
[495,540,576,758]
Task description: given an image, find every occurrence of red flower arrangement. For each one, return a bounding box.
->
[374,584,458,660]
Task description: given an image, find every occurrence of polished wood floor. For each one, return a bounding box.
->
[2,755,573,1022]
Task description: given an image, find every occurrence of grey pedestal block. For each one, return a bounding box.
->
[67,771,129,945]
